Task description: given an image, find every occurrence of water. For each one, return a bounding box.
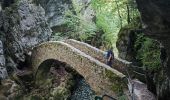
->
[70,79,95,100]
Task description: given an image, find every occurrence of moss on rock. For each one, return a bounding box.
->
[105,70,126,95]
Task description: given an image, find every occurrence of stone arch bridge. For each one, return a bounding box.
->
[31,39,155,99]
[31,39,130,96]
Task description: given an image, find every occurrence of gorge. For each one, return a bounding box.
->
[0,0,170,100]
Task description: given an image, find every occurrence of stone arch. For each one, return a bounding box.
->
[31,41,125,96]
[35,58,84,86]
[35,59,61,85]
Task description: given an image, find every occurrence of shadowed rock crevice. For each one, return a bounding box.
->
[1,0,14,8]
[136,0,170,99]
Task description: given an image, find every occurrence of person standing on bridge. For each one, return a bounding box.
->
[106,47,114,67]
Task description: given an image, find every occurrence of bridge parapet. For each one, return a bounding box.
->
[65,39,132,74]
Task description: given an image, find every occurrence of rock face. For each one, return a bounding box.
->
[35,0,73,28]
[0,41,5,67]
[116,27,137,62]
[34,0,95,33]
[0,79,20,99]
[116,17,142,63]
[0,41,7,80]
[73,0,95,22]
[136,0,170,99]
[17,0,51,48]
[128,79,156,100]
[0,0,52,71]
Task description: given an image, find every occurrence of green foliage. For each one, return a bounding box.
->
[51,0,98,42]
[52,0,140,55]
[30,95,42,100]
[50,0,140,53]
[91,0,140,55]
[135,33,161,71]
[105,70,128,99]
[53,88,70,100]
[118,95,128,100]
[51,32,65,41]
[64,2,97,41]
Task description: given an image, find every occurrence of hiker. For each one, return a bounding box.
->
[106,47,114,67]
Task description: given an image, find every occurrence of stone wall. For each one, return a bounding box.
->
[65,39,148,81]
[31,41,125,96]
[65,39,132,74]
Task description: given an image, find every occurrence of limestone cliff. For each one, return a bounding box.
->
[0,0,52,98]
[34,0,73,28]
[34,0,95,33]
[0,0,52,73]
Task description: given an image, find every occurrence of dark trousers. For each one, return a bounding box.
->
[107,61,112,67]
